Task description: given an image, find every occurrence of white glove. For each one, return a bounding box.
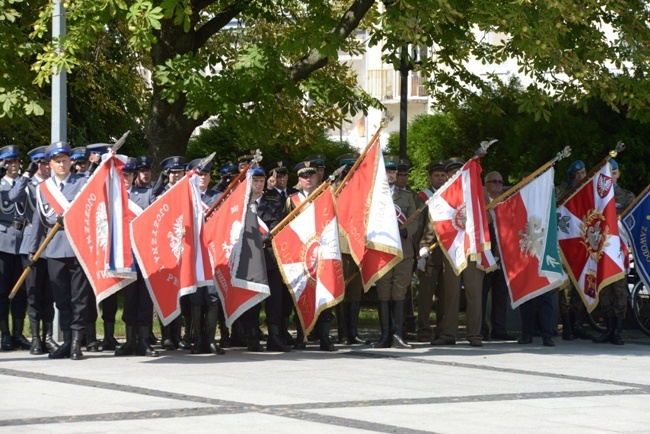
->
[418,246,430,259]
[417,256,427,272]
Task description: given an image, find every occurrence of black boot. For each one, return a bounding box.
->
[179,313,193,350]
[11,318,31,350]
[115,326,137,356]
[1,320,14,351]
[161,322,176,350]
[347,301,370,345]
[191,305,204,355]
[85,322,101,352]
[573,318,593,340]
[593,317,613,343]
[29,322,43,355]
[136,326,159,357]
[71,330,84,360]
[49,330,72,359]
[294,322,306,350]
[561,313,575,340]
[610,317,624,345]
[391,300,412,349]
[335,302,348,344]
[230,320,248,347]
[42,322,60,354]
[280,317,294,346]
[102,322,120,351]
[267,324,292,352]
[372,301,391,348]
[246,326,264,352]
[205,306,224,355]
[319,319,337,352]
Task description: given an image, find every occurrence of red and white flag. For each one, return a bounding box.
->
[491,168,567,308]
[272,188,344,335]
[336,138,403,291]
[427,157,495,275]
[63,154,136,305]
[203,172,270,327]
[557,163,627,312]
[131,173,211,325]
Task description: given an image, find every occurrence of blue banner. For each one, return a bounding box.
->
[621,187,650,290]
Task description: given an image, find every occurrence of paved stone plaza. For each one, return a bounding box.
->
[1,332,649,433]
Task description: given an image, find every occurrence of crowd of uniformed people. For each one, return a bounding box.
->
[0,141,637,360]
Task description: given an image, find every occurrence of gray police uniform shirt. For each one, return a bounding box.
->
[201,189,221,209]
[0,175,28,255]
[128,185,154,210]
[10,175,49,258]
[27,173,88,259]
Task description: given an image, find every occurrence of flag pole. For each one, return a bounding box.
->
[486,146,572,211]
[557,141,625,207]
[9,222,62,299]
[334,126,384,197]
[271,166,346,237]
[619,183,650,219]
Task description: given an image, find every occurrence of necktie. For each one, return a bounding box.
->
[60,182,64,191]
[280,190,286,201]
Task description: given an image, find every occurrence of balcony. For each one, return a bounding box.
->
[367,69,429,102]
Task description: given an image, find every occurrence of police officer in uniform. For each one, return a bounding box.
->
[70,147,91,176]
[11,146,59,354]
[285,161,336,351]
[332,153,370,345]
[593,158,635,345]
[303,154,326,184]
[28,142,92,360]
[429,157,485,347]
[415,160,447,342]
[372,156,417,349]
[184,158,226,355]
[0,145,31,351]
[135,156,153,187]
[113,157,158,357]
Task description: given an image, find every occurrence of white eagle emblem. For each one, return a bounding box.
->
[96,203,108,252]
[518,215,544,259]
[596,173,613,198]
[222,220,242,261]
[168,215,185,264]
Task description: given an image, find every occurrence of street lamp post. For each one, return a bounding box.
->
[398,54,413,160]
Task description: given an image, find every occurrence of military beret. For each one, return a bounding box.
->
[609,158,618,170]
[567,159,585,176]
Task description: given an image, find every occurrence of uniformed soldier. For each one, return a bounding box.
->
[332,153,370,345]
[371,155,417,349]
[86,143,111,175]
[213,161,238,194]
[0,145,31,351]
[266,160,297,199]
[183,158,226,355]
[415,160,447,342]
[429,157,485,347]
[135,156,153,187]
[114,157,158,357]
[237,149,256,173]
[70,147,91,176]
[27,142,92,360]
[556,159,593,341]
[12,146,59,354]
[285,161,336,351]
[303,154,326,184]
[151,156,191,351]
[593,158,635,345]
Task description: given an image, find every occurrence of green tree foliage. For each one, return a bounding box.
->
[393,77,650,194]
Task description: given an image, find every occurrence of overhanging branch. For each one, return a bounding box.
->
[193,2,249,50]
